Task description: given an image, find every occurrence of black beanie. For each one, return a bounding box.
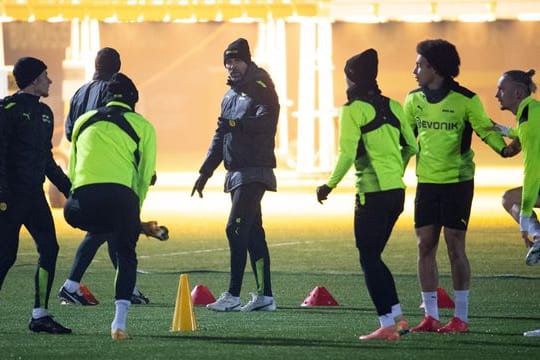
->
[223,38,251,65]
[106,72,139,108]
[344,48,378,84]
[13,57,47,89]
[417,39,460,78]
[94,47,121,79]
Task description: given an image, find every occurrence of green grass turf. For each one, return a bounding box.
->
[0,205,539,360]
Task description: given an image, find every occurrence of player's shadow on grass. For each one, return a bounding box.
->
[470,314,540,321]
[154,333,540,351]
[153,334,407,349]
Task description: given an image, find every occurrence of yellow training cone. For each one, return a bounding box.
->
[171,274,197,332]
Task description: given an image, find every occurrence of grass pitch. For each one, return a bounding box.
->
[0,186,539,360]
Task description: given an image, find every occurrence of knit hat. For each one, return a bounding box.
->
[94,47,121,79]
[223,38,251,65]
[344,48,378,84]
[416,39,460,78]
[106,72,139,108]
[13,57,47,89]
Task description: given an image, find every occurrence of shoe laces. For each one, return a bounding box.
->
[217,292,234,301]
[246,292,259,304]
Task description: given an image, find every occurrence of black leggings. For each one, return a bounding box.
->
[64,183,140,301]
[355,189,404,316]
[0,190,58,309]
[226,182,272,297]
[68,232,116,282]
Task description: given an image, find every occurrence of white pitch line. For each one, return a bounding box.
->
[138,240,312,259]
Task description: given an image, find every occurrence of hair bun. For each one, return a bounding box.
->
[527,69,536,77]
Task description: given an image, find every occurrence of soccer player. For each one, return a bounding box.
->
[59,47,160,306]
[192,38,279,312]
[492,69,540,337]
[63,73,157,340]
[0,57,72,333]
[492,70,540,267]
[404,39,514,333]
[317,49,418,341]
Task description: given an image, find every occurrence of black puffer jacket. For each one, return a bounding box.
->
[0,93,70,195]
[199,62,279,175]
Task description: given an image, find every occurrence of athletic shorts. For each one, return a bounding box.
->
[414,180,474,230]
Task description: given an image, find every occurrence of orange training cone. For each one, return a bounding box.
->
[419,287,455,309]
[191,284,216,306]
[171,274,197,331]
[301,286,339,307]
[436,287,455,308]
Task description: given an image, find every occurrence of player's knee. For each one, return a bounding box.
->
[417,239,437,258]
[41,241,59,259]
[359,253,382,272]
[447,248,467,263]
[502,188,522,212]
[501,190,513,210]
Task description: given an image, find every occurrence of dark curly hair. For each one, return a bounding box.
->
[417,39,460,79]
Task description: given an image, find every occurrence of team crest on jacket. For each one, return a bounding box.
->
[41,114,51,123]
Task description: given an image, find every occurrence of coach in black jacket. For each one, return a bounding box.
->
[0,57,71,334]
[65,47,120,141]
[192,38,279,312]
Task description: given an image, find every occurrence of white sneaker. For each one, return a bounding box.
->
[525,239,540,266]
[240,292,276,312]
[524,328,540,336]
[206,292,241,312]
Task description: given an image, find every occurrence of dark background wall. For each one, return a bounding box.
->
[3,20,539,171]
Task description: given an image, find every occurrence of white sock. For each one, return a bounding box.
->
[378,313,395,328]
[454,290,469,322]
[132,287,140,296]
[391,303,403,318]
[421,291,439,320]
[63,279,79,293]
[32,308,49,319]
[111,300,131,331]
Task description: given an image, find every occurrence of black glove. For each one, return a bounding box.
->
[191,174,209,198]
[217,117,228,132]
[316,184,332,204]
[58,179,71,198]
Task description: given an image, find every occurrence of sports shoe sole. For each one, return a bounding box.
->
[524,329,540,336]
[206,304,241,312]
[111,329,129,340]
[58,286,98,306]
[525,245,540,266]
[58,293,91,306]
[240,303,276,312]
[359,327,400,341]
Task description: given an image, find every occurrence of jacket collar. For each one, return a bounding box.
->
[105,101,133,111]
[516,96,533,121]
